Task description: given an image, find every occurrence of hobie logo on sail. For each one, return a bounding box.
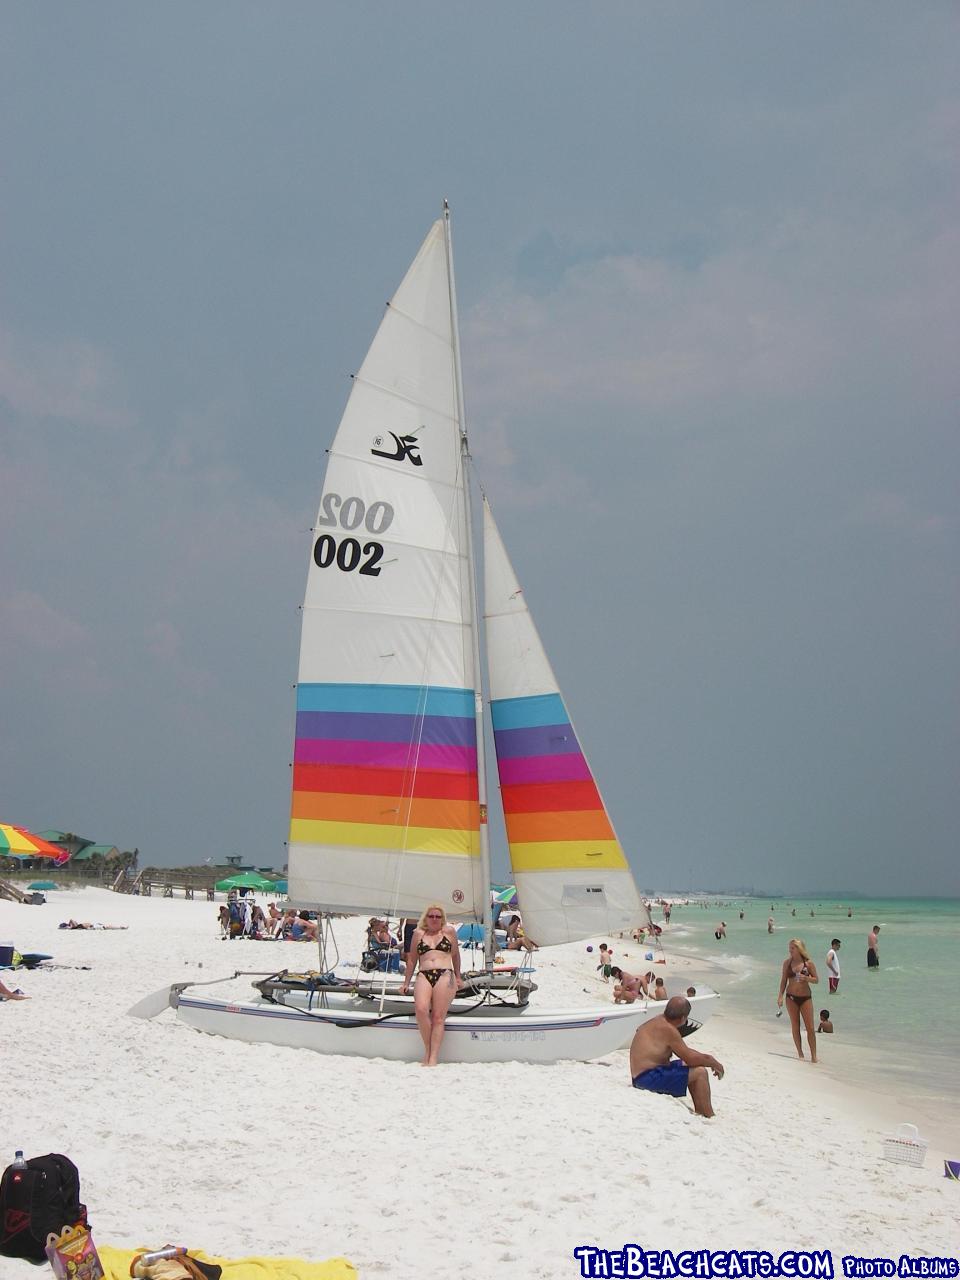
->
[371,432,423,466]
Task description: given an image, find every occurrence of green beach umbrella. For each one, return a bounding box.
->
[215,871,278,892]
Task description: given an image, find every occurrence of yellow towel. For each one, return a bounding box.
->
[97,1244,357,1280]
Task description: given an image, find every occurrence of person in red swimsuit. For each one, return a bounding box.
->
[401,904,463,1066]
[777,938,819,1062]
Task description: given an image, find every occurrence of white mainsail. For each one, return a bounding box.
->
[287,221,484,919]
[483,499,648,944]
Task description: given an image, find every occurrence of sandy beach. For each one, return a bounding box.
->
[1,886,957,1278]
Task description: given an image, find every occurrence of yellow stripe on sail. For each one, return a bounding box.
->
[289,818,481,856]
[508,839,628,871]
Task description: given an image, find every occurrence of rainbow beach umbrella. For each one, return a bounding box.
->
[0,824,71,864]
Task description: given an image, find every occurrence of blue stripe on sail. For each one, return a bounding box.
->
[296,709,476,748]
[297,683,474,719]
[490,693,567,732]
[493,723,579,759]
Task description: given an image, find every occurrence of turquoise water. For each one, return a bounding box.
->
[662,896,959,1105]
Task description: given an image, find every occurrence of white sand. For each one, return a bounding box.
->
[1,888,957,1278]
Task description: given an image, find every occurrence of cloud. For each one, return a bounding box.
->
[464,214,960,429]
[0,327,134,430]
[845,491,952,539]
[0,590,110,696]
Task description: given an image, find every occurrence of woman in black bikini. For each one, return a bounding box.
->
[777,938,819,1063]
[401,904,463,1066]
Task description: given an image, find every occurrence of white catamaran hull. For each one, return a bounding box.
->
[172,991,717,1064]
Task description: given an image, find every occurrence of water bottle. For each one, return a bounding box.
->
[12,1150,27,1169]
[132,1247,187,1277]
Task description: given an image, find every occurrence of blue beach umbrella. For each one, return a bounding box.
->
[456,923,484,945]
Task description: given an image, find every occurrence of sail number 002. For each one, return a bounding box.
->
[313,493,394,577]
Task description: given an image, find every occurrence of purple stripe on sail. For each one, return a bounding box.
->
[297,710,475,748]
[496,753,591,785]
[493,723,579,760]
[295,738,478,773]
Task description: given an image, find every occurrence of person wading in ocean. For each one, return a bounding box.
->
[867,924,881,970]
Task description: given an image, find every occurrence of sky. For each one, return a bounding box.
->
[1,3,957,897]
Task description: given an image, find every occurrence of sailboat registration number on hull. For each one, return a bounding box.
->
[470,1029,546,1042]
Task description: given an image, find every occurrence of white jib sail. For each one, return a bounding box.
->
[483,499,647,944]
[287,221,484,920]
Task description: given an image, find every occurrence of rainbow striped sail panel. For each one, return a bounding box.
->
[491,692,625,870]
[291,683,480,855]
[484,499,647,944]
[288,683,483,917]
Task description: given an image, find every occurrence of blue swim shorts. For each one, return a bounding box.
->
[632,1060,690,1097]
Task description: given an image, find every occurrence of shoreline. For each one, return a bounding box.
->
[552,928,960,1163]
[1,887,956,1278]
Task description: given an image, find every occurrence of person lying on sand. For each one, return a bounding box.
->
[58,920,128,930]
[629,996,724,1118]
[0,980,29,1000]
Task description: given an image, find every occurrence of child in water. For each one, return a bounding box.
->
[818,1009,834,1034]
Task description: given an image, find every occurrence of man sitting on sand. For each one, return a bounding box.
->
[629,996,724,1118]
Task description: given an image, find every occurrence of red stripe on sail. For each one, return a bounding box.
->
[499,779,604,814]
[292,763,478,802]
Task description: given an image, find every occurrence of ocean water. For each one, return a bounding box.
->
[659,896,959,1107]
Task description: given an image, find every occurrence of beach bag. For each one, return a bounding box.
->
[0,1152,86,1263]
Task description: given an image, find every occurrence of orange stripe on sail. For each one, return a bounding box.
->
[291,790,478,832]
[504,809,616,844]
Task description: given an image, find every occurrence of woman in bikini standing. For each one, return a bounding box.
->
[777,937,819,1062]
[401,904,463,1066]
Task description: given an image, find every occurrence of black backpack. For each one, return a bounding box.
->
[0,1153,86,1264]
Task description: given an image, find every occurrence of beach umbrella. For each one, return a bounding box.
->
[492,885,518,906]
[272,879,288,894]
[214,871,278,892]
[28,881,59,891]
[456,923,484,945]
[0,824,71,864]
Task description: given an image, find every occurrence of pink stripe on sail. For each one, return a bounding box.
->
[496,753,591,785]
[295,737,478,773]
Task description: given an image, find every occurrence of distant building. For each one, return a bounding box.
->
[71,844,122,864]
[34,831,96,859]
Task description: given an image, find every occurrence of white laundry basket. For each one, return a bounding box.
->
[883,1123,928,1167]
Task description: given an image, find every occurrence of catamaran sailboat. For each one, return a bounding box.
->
[134,206,716,1061]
